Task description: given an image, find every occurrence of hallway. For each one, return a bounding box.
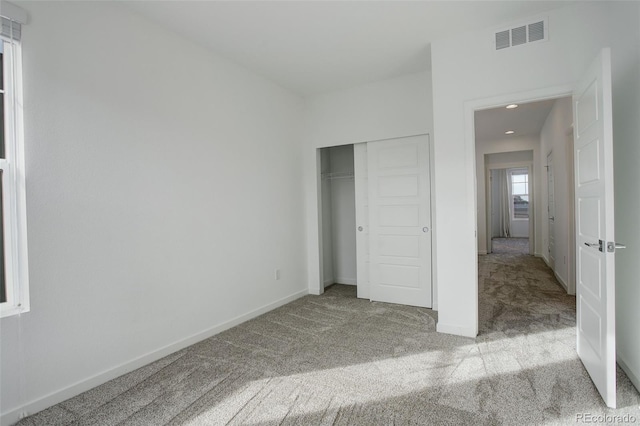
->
[479,244,570,335]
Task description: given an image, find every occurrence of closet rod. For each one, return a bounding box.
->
[321,172,354,180]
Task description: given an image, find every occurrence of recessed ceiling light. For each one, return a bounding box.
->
[506,104,519,109]
[505,130,515,135]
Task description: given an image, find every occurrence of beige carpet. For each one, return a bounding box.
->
[491,237,529,254]
[17,254,640,425]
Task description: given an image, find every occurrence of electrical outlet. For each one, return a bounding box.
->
[274,269,281,280]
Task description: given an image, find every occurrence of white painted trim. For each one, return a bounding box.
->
[0,1,28,24]
[618,354,640,394]
[0,289,308,425]
[554,271,568,292]
[311,148,324,296]
[541,254,551,267]
[0,35,29,319]
[334,277,356,285]
[323,279,334,288]
[478,250,488,255]
[436,322,477,338]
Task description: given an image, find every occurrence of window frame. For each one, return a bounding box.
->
[510,169,530,221]
[1,33,29,318]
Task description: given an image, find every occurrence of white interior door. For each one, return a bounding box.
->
[367,135,432,308]
[547,152,556,268]
[354,143,370,299]
[574,48,616,408]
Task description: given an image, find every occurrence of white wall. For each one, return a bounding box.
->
[0,2,307,423]
[613,2,640,393]
[476,138,539,254]
[304,71,433,297]
[431,1,640,338]
[539,97,573,290]
[329,146,356,285]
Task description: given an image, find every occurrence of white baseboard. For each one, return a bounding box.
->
[478,250,487,255]
[618,353,640,393]
[538,253,551,267]
[0,289,308,426]
[323,279,334,288]
[437,322,477,338]
[334,277,356,285]
[554,272,568,292]
[308,287,322,295]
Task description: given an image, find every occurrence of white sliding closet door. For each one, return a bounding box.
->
[366,135,432,308]
[354,143,370,299]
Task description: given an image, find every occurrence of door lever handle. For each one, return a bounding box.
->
[606,241,626,252]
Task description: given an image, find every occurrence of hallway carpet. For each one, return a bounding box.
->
[491,237,529,254]
[18,255,640,425]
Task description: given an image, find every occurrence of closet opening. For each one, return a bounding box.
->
[319,144,357,291]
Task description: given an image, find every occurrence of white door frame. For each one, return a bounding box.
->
[313,134,437,308]
[566,126,576,295]
[547,151,556,269]
[485,161,535,255]
[465,84,573,336]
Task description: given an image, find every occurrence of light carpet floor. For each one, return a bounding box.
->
[491,237,529,254]
[17,254,640,425]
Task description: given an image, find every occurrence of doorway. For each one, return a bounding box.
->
[467,50,621,408]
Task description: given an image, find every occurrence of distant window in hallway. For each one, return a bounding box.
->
[511,171,529,219]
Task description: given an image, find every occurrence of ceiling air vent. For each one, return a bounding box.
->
[494,18,548,51]
[511,26,527,46]
[528,21,545,42]
[495,30,510,50]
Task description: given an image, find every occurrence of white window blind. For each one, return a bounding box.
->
[1,16,21,41]
[1,0,27,40]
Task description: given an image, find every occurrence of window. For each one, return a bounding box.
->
[511,170,529,220]
[1,7,29,318]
